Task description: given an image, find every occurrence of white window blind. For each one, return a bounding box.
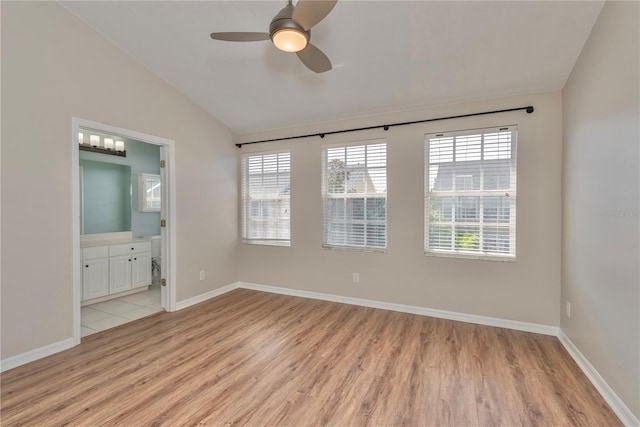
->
[322,141,387,250]
[425,126,517,259]
[241,151,290,246]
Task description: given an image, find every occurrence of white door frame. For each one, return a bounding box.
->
[71,117,177,345]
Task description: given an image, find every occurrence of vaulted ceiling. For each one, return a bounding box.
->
[61,1,604,135]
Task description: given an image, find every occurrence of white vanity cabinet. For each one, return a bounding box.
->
[132,252,152,288]
[81,246,109,300]
[109,241,152,291]
[81,239,152,303]
[109,254,132,293]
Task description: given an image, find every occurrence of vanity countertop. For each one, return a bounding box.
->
[80,232,151,248]
[81,237,151,248]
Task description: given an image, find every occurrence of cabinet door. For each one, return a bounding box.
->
[82,258,109,300]
[132,252,152,288]
[110,255,132,293]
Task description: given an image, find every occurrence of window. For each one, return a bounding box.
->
[425,126,517,259]
[322,141,387,250]
[241,151,290,246]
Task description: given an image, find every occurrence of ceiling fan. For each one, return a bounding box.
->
[210,0,337,73]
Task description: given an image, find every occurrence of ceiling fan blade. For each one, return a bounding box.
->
[292,0,338,31]
[296,43,332,73]
[210,32,270,42]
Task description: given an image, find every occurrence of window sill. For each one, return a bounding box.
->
[425,250,515,262]
[242,240,291,247]
[323,244,386,254]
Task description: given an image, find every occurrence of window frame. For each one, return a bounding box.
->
[424,126,517,261]
[240,150,291,247]
[322,140,388,252]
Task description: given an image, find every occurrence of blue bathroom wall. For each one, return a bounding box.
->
[80,136,161,237]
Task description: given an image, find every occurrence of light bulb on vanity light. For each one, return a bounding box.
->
[89,135,100,147]
[104,138,114,150]
[115,140,125,152]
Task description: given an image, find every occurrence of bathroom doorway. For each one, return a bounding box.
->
[71,118,176,344]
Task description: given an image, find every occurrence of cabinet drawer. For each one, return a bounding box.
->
[82,246,109,260]
[110,241,151,257]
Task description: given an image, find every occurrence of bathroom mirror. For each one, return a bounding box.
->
[138,173,161,212]
[80,159,132,234]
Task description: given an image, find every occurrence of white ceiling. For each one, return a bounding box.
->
[61,1,604,135]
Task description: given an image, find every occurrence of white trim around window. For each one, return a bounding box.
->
[322,140,387,252]
[425,126,517,261]
[241,150,291,247]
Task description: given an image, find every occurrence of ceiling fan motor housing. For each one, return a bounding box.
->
[270,20,310,44]
[269,3,310,45]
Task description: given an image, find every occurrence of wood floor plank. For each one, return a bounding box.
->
[1,289,623,426]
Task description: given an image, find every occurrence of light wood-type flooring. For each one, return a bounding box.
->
[1,289,621,426]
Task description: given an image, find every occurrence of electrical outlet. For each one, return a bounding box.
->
[353,273,360,283]
[199,270,205,281]
[566,301,571,318]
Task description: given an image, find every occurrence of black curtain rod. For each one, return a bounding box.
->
[236,105,534,148]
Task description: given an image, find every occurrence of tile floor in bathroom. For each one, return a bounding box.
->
[81,284,163,338]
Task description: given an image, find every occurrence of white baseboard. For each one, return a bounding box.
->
[1,337,75,373]
[558,330,639,427]
[174,282,241,311]
[237,282,559,336]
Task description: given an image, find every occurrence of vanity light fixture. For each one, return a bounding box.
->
[79,131,127,157]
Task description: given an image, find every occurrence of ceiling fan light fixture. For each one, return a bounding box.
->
[210,0,336,72]
[272,28,308,52]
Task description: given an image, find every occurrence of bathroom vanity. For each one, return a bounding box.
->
[81,232,152,305]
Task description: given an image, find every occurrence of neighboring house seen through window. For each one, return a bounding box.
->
[322,141,387,250]
[425,126,517,259]
[241,151,290,246]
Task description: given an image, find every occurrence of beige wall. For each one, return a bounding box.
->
[562,0,640,419]
[238,91,563,326]
[1,1,238,359]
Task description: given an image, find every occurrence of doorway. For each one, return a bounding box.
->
[71,118,176,345]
